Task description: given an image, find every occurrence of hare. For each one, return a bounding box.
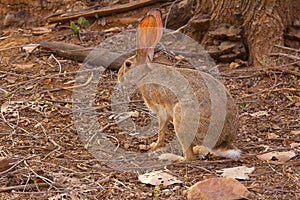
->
[117,9,241,161]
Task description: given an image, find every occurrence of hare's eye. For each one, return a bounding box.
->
[125,61,132,67]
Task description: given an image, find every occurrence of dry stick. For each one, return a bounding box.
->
[164,0,178,28]
[50,54,62,74]
[46,0,171,23]
[270,53,300,61]
[23,160,54,185]
[39,41,131,70]
[0,155,36,176]
[86,115,131,146]
[275,44,300,53]
[0,183,50,193]
[40,72,93,94]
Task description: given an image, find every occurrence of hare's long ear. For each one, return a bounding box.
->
[136,9,163,64]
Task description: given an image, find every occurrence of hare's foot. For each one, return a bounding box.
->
[193,145,211,159]
[158,153,184,162]
[183,146,197,161]
[149,141,164,151]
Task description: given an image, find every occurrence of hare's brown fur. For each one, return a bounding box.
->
[117,8,239,161]
[118,59,239,161]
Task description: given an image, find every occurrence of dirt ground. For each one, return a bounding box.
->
[0,2,299,200]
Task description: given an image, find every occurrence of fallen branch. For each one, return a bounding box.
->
[40,41,131,70]
[46,0,171,23]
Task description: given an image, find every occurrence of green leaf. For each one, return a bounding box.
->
[78,16,89,28]
[241,101,247,108]
[286,95,293,101]
[100,89,107,95]
[5,91,11,97]
[70,21,80,35]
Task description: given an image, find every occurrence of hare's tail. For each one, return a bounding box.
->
[212,148,241,159]
[193,144,241,159]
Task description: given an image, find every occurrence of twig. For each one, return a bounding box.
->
[23,160,54,184]
[0,45,24,52]
[0,183,49,192]
[164,0,178,28]
[107,135,120,152]
[86,115,131,146]
[0,155,36,176]
[269,53,300,61]
[46,0,171,23]
[275,45,300,53]
[50,54,62,74]
[40,72,93,93]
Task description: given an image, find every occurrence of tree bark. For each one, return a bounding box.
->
[184,0,300,67]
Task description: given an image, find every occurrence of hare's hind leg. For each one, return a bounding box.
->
[173,104,196,161]
[150,107,171,150]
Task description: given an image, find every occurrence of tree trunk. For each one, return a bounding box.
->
[181,0,300,67]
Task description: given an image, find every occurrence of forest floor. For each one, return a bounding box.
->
[0,2,299,200]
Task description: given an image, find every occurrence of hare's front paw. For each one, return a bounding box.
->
[149,141,164,151]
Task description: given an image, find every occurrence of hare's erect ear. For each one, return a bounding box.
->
[137,9,163,63]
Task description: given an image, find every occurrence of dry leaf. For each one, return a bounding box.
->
[257,151,296,162]
[104,27,121,33]
[187,177,251,200]
[290,142,300,148]
[266,132,279,139]
[25,85,34,90]
[12,63,35,70]
[22,44,39,54]
[1,101,9,113]
[249,111,269,117]
[216,166,255,180]
[32,27,52,35]
[128,111,139,118]
[138,170,182,186]
[290,130,300,135]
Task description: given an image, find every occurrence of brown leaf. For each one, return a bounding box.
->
[187,177,251,200]
[266,132,279,139]
[257,151,296,162]
[216,166,255,180]
[290,142,300,148]
[290,130,300,135]
[138,170,182,186]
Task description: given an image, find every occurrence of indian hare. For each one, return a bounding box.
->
[117,9,241,161]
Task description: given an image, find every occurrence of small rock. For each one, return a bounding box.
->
[186,177,251,200]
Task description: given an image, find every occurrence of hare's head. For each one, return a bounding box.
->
[118,9,163,84]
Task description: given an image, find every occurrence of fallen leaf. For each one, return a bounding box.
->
[290,130,300,135]
[128,111,139,118]
[25,85,34,90]
[32,27,52,35]
[216,166,255,180]
[138,170,182,186]
[290,143,300,148]
[249,111,269,117]
[12,63,35,70]
[103,27,121,33]
[257,151,296,162]
[187,177,251,200]
[266,132,279,139]
[1,101,9,113]
[22,43,39,54]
